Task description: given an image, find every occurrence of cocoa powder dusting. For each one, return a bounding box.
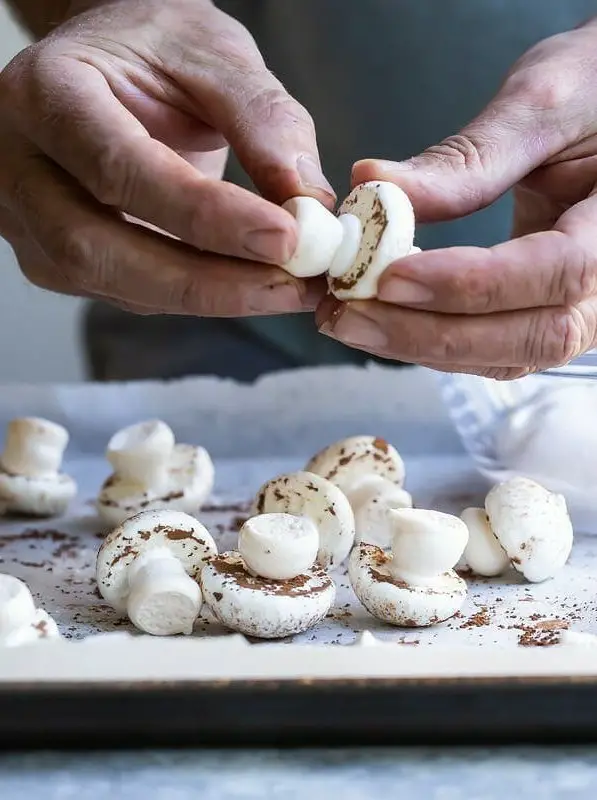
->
[212,557,331,597]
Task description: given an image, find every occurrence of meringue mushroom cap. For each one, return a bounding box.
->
[460,507,509,577]
[485,477,573,583]
[389,508,469,579]
[0,608,61,647]
[0,472,76,517]
[328,181,415,301]
[251,471,355,568]
[96,509,217,612]
[349,544,466,627]
[306,435,405,493]
[0,574,37,634]
[1,417,69,478]
[280,196,344,278]
[201,551,335,639]
[351,475,413,548]
[238,513,319,581]
[106,419,175,483]
[97,444,214,527]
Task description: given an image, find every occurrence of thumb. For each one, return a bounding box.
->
[352,85,565,223]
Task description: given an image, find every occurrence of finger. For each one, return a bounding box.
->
[316,297,596,369]
[174,11,335,206]
[9,150,320,316]
[351,62,582,223]
[377,224,597,315]
[0,204,24,241]
[2,56,298,265]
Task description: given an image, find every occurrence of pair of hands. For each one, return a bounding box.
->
[1,0,597,378]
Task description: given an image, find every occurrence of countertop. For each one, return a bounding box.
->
[1,749,597,799]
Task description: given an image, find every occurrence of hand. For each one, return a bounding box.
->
[0,0,333,315]
[318,18,597,379]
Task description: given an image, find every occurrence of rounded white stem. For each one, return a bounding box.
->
[388,509,469,586]
[1,418,68,478]
[107,421,174,493]
[328,213,362,278]
[126,547,202,636]
[239,513,319,580]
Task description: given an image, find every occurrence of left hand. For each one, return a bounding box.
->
[317,18,597,379]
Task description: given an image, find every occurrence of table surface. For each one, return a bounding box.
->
[1,749,597,799]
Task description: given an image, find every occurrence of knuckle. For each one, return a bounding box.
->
[433,324,473,363]
[528,308,584,367]
[50,224,99,288]
[553,240,596,305]
[245,85,315,135]
[422,134,490,207]
[88,143,139,208]
[449,265,499,313]
[504,65,575,112]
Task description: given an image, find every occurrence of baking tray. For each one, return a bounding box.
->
[1,366,596,748]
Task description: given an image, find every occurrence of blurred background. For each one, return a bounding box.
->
[0,2,84,383]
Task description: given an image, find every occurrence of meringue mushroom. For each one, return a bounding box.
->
[238,512,319,580]
[0,418,76,517]
[459,507,510,577]
[281,196,344,278]
[350,476,413,548]
[202,513,335,639]
[484,477,573,583]
[349,508,468,627]
[278,183,417,300]
[251,471,355,568]
[97,420,215,527]
[0,574,61,647]
[328,181,415,300]
[306,436,409,548]
[96,509,217,636]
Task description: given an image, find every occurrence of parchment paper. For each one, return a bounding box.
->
[0,364,593,672]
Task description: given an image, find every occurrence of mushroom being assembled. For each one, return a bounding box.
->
[328,181,415,300]
[349,508,468,627]
[0,574,61,646]
[201,512,335,639]
[0,418,76,517]
[250,471,355,568]
[278,183,417,300]
[280,196,344,278]
[97,420,214,527]
[96,509,217,636]
[306,436,410,548]
[484,477,573,583]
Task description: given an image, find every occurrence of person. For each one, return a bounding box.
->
[2,0,597,383]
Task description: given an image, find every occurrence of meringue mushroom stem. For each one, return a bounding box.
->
[125,547,202,636]
[328,214,362,278]
[106,420,175,493]
[1,418,68,478]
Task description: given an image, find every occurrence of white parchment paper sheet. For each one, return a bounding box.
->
[0,365,593,667]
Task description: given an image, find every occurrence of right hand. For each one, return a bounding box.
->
[0,0,334,315]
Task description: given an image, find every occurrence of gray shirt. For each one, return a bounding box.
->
[85,0,597,379]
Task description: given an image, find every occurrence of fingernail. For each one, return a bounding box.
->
[379,277,434,305]
[373,159,414,173]
[296,154,336,199]
[244,228,294,264]
[321,306,388,349]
